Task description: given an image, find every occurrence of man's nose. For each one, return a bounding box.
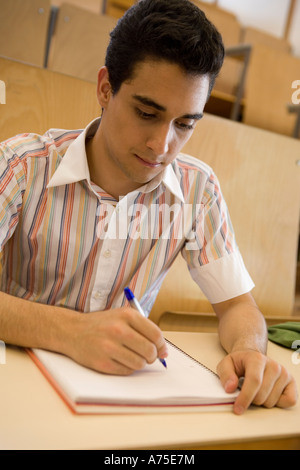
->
[146,124,172,156]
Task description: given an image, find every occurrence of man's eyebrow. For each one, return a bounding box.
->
[133,94,166,112]
[182,113,203,121]
[132,94,203,120]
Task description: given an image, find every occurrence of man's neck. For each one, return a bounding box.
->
[85,131,141,200]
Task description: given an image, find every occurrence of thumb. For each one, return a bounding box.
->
[217,355,240,393]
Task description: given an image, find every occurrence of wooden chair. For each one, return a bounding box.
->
[241,26,291,54]
[191,0,240,46]
[235,27,291,126]
[0,0,51,67]
[0,56,100,142]
[150,113,300,331]
[47,3,117,82]
[243,44,300,137]
[191,0,246,120]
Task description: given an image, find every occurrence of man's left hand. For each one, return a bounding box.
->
[217,350,298,415]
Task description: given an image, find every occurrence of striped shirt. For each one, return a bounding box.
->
[0,118,254,315]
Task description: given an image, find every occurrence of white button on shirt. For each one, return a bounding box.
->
[93,291,102,300]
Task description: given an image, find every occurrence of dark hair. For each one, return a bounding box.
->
[105,0,225,98]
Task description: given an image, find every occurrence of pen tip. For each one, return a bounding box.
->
[160,358,167,368]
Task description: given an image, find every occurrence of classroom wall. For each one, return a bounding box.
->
[201,0,300,57]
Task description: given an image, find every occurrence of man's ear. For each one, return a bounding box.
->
[96,66,112,109]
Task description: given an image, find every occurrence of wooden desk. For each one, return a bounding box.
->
[0,332,299,450]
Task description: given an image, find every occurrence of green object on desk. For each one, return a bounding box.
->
[268,322,300,349]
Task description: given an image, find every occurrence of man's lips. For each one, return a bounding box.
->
[134,154,162,168]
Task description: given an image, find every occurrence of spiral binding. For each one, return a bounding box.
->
[165,339,218,378]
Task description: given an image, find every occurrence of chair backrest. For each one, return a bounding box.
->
[241,26,291,54]
[0,0,51,67]
[0,56,100,142]
[191,0,240,45]
[191,0,243,116]
[243,44,300,137]
[51,0,102,14]
[150,113,300,325]
[47,3,117,82]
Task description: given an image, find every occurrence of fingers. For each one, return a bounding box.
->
[259,369,298,410]
[106,315,166,371]
[75,307,168,375]
[124,307,168,362]
[217,351,298,415]
[232,352,266,415]
[217,355,240,394]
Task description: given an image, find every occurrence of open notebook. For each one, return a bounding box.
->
[28,340,239,414]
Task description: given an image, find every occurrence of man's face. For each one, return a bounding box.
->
[95,59,210,194]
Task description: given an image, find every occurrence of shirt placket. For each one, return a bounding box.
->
[89,196,130,311]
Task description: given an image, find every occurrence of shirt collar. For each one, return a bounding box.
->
[47,118,99,188]
[47,118,184,203]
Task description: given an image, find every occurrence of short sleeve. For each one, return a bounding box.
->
[0,142,26,252]
[182,171,254,303]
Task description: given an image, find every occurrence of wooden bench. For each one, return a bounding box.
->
[0,0,51,67]
[47,3,117,82]
[243,44,300,137]
[0,56,100,142]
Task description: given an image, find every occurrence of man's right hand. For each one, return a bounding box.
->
[0,292,167,376]
[66,307,168,375]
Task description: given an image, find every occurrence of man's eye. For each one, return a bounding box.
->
[177,122,194,131]
[136,108,156,120]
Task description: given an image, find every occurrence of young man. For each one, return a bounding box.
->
[0,0,297,415]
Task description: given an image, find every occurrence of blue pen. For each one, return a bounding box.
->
[124,287,167,368]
